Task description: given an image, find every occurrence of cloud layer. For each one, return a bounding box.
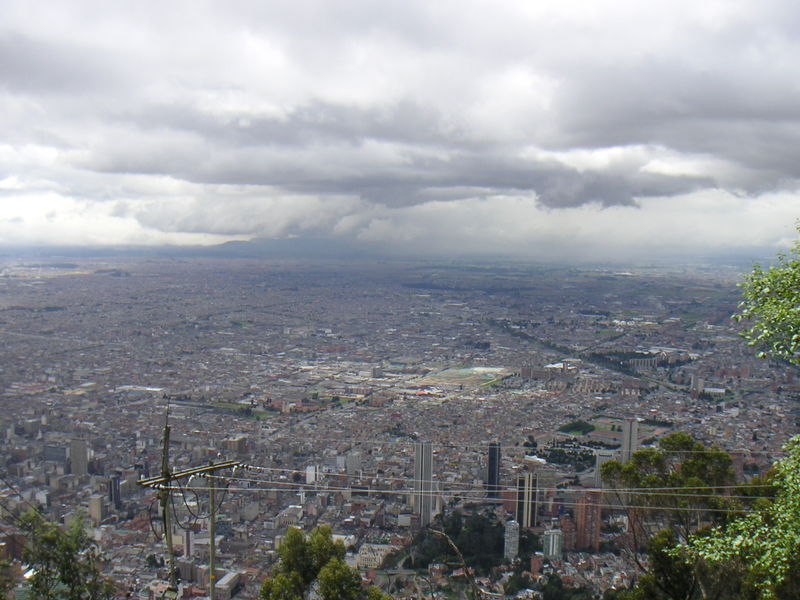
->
[1,0,799,259]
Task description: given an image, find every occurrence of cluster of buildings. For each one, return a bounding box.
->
[0,258,798,598]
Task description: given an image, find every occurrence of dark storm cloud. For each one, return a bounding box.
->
[75,97,710,210]
[279,152,711,209]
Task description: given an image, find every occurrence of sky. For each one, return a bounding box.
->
[1,0,800,261]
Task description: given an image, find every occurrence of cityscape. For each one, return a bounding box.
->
[3,1,800,598]
[1,255,796,598]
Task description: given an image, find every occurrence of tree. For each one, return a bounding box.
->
[317,557,362,600]
[612,529,708,600]
[403,510,504,574]
[365,586,393,600]
[601,432,735,547]
[600,434,739,599]
[539,573,595,600]
[260,525,390,600]
[0,558,16,599]
[734,230,800,366]
[259,572,304,600]
[504,570,534,596]
[673,234,800,599]
[685,436,800,599]
[18,510,115,600]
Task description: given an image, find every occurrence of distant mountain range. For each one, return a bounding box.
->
[0,237,777,268]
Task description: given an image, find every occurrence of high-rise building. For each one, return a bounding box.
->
[515,472,542,528]
[542,529,563,559]
[345,452,361,475]
[530,553,544,577]
[414,441,433,526]
[70,439,88,476]
[621,419,639,463]
[487,442,501,499]
[503,520,520,560]
[575,491,602,552]
[305,465,318,484]
[515,473,532,528]
[88,495,105,524]
[184,530,193,557]
[559,513,577,551]
[595,450,616,486]
[43,444,67,464]
[108,471,123,510]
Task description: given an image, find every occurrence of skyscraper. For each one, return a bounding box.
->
[109,471,123,510]
[487,442,501,499]
[515,473,531,528]
[414,441,433,526]
[594,449,615,486]
[515,472,542,528]
[621,419,639,463]
[88,495,106,524]
[575,491,602,552]
[542,528,563,559]
[503,519,520,560]
[70,439,88,476]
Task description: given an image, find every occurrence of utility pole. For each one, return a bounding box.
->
[158,418,177,595]
[139,435,239,599]
[209,461,216,600]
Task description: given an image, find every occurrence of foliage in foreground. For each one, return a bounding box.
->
[680,225,800,598]
[734,230,800,366]
[404,510,507,573]
[684,435,800,599]
[600,431,735,547]
[616,437,800,599]
[18,510,115,600]
[260,525,390,600]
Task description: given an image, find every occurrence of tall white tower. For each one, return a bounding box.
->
[621,419,639,463]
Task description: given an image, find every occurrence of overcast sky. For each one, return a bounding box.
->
[1,0,799,261]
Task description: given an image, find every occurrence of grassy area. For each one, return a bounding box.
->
[594,327,620,338]
[680,310,707,325]
[211,401,244,410]
[558,420,595,436]
[230,320,254,328]
[248,410,273,421]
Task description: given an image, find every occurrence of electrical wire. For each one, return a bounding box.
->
[174,476,203,522]
[0,472,49,518]
[169,484,197,531]
[147,497,162,541]
[257,434,786,457]
[205,473,777,503]
[209,477,777,502]
[155,483,770,514]
[205,464,778,496]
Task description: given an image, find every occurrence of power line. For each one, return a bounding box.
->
[202,471,776,501]
[202,463,777,495]
[261,435,786,456]
[207,475,778,502]
[155,484,766,514]
[0,473,50,518]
